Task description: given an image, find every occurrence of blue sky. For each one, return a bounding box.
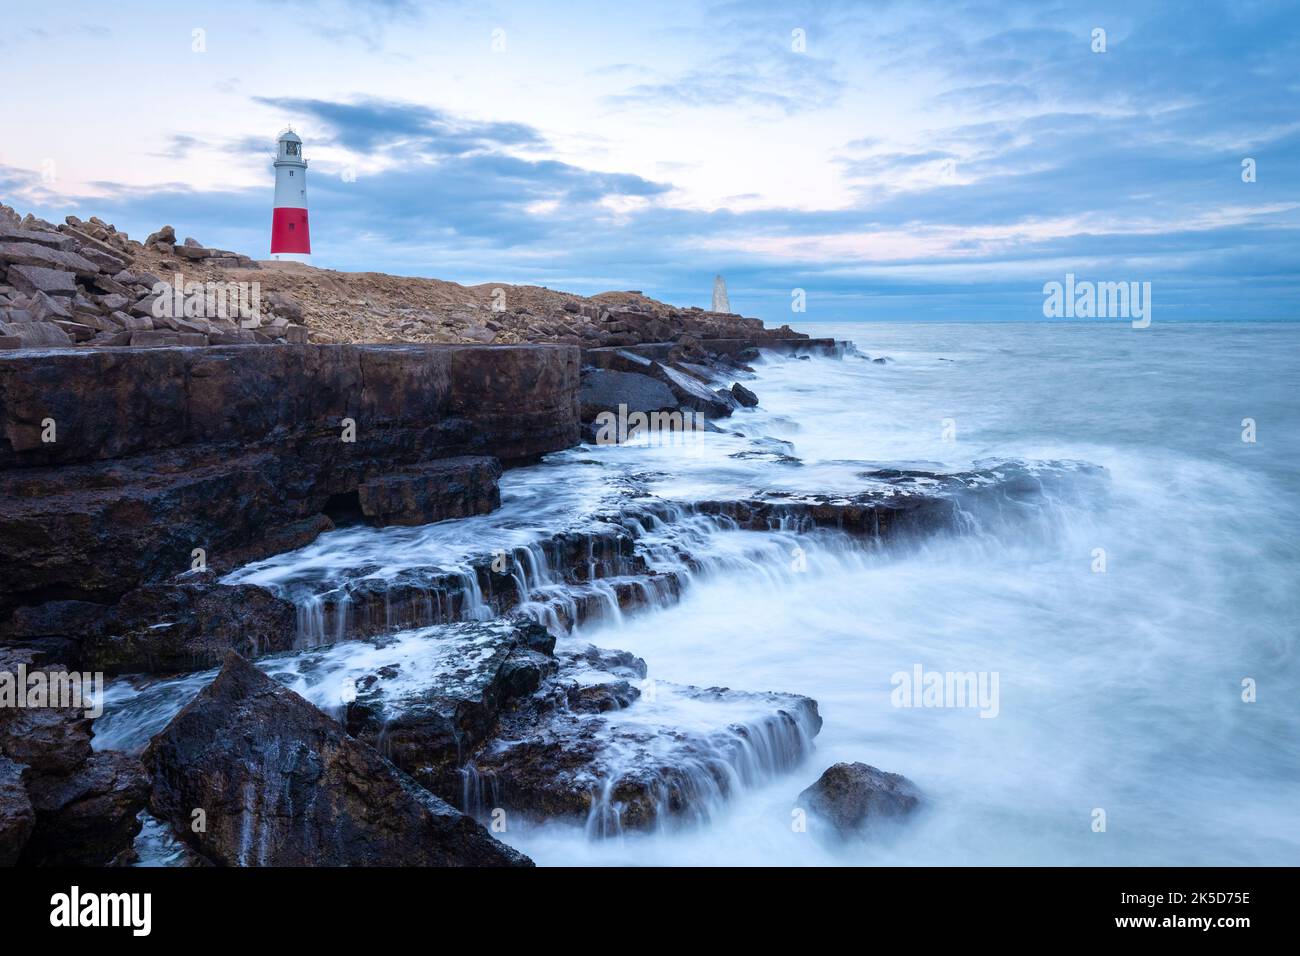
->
[1,0,1297,322]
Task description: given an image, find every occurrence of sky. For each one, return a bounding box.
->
[1,0,1297,322]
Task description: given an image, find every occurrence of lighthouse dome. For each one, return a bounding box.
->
[275,128,306,164]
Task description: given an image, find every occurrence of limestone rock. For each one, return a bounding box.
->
[356,456,502,527]
[145,652,532,866]
[578,368,678,422]
[795,762,923,837]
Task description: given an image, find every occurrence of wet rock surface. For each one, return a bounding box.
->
[342,620,558,780]
[578,368,677,422]
[0,755,34,865]
[20,749,149,866]
[1,581,297,674]
[339,629,823,833]
[0,343,580,622]
[455,655,823,833]
[0,648,147,865]
[145,651,531,866]
[357,455,502,527]
[796,762,923,836]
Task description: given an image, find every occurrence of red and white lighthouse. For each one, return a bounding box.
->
[270,128,310,262]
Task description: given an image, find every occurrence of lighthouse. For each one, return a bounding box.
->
[711,274,730,313]
[270,128,310,262]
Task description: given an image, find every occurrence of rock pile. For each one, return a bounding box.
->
[1,203,809,352]
[0,205,305,349]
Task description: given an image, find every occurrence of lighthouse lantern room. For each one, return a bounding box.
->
[270,128,311,262]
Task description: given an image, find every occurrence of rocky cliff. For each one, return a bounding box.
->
[0,343,579,667]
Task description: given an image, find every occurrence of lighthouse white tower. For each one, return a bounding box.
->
[711,274,730,313]
[270,128,311,262]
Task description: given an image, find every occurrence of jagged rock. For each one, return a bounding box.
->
[265,290,303,321]
[0,319,72,347]
[0,335,20,350]
[730,382,759,407]
[0,224,78,251]
[795,762,923,836]
[145,225,176,251]
[145,652,531,866]
[345,620,557,780]
[52,320,96,342]
[0,242,99,279]
[0,652,93,778]
[357,455,502,527]
[654,362,735,418]
[578,368,678,422]
[0,756,34,865]
[6,264,77,298]
[27,290,75,321]
[453,655,823,831]
[20,751,148,866]
[77,247,126,275]
[0,648,146,866]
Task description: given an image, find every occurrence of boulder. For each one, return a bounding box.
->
[0,225,78,252]
[6,264,78,298]
[145,652,532,866]
[356,455,502,527]
[578,368,678,422]
[145,225,176,251]
[19,751,148,866]
[77,247,127,275]
[654,362,735,418]
[51,320,96,342]
[97,292,129,312]
[0,319,72,347]
[795,762,923,836]
[0,242,98,279]
[26,290,74,321]
[730,382,759,407]
[265,290,303,321]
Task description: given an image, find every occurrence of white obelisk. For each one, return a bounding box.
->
[711,274,730,313]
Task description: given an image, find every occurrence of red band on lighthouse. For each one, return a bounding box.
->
[271,207,311,254]
[270,128,311,261]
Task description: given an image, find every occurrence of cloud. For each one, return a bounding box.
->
[4,1,1298,322]
[251,96,547,156]
[607,51,844,114]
